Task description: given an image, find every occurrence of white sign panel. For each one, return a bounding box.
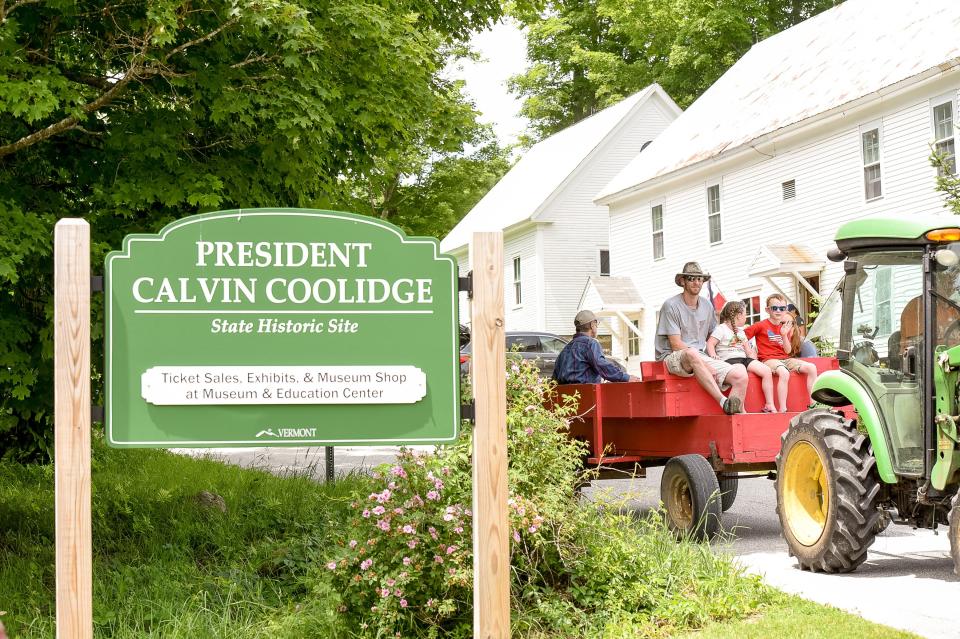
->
[141,365,426,405]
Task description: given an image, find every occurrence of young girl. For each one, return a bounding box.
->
[706,301,777,413]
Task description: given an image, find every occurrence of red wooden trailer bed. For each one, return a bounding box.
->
[551,357,842,537]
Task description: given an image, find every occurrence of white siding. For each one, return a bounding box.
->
[609,84,960,359]
[540,97,676,335]
[503,229,539,331]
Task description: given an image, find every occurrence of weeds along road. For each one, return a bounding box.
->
[184,447,958,638]
[584,470,959,639]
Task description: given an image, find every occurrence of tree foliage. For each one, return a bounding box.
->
[931,149,960,215]
[0,0,509,461]
[509,0,840,139]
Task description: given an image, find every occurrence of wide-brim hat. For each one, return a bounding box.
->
[675,261,711,286]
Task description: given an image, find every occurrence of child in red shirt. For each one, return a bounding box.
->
[744,294,818,412]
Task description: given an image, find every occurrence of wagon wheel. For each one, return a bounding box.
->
[660,455,722,540]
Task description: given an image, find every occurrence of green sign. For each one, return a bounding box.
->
[105,209,460,447]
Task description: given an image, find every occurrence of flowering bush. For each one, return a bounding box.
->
[327,359,584,636]
[327,450,475,636]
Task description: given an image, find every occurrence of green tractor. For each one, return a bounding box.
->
[776,214,960,573]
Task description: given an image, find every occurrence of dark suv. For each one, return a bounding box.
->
[460,331,571,378]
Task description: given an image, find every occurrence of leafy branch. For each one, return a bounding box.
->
[930,146,960,214]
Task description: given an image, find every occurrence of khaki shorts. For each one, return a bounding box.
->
[763,358,804,373]
[663,349,735,390]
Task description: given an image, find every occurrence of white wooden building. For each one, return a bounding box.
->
[441,84,681,337]
[595,0,960,368]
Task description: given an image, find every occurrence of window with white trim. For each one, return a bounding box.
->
[651,204,664,260]
[628,320,641,357]
[512,256,521,306]
[861,125,882,201]
[932,99,956,176]
[742,295,761,325]
[707,184,721,244]
[599,249,610,276]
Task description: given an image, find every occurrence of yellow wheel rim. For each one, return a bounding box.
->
[666,473,694,531]
[782,440,830,546]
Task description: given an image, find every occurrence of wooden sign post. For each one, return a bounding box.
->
[54,218,93,639]
[470,232,509,637]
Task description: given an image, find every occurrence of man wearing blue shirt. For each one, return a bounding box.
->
[552,310,641,384]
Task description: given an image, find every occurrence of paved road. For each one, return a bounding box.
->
[183,447,960,638]
[583,469,960,639]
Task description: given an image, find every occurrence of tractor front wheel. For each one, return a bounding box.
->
[775,409,881,573]
[949,491,960,575]
[661,454,722,540]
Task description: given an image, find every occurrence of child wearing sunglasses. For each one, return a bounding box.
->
[744,294,818,412]
[706,300,778,413]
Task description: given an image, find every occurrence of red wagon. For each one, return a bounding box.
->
[552,357,840,537]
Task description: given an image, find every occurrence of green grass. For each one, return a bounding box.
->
[0,437,921,638]
[0,438,360,637]
[675,595,921,638]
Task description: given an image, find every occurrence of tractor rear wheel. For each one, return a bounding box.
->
[661,454,722,540]
[775,409,881,573]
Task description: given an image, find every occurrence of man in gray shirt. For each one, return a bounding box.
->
[656,262,747,415]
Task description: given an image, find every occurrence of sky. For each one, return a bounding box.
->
[449,19,529,147]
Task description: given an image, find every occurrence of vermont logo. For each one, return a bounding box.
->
[255,428,317,438]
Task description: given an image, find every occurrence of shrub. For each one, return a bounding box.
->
[325,358,775,637]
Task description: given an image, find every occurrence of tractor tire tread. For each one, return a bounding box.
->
[776,409,880,573]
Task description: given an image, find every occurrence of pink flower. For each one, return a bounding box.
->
[513,530,520,543]
[441,467,450,476]
[381,588,391,598]
[412,495,424,506]
[434,555,444,564]
[349,539,358,549]
[388,481,396,489]
[360,559,373,571]
[427,598,436,607]
[449,567,456,575]
[393,507,404,515]
[434,480,444,490]
[394,588,402,596]
[407,539,418,549]
[372,505,385,515]
[428,526,438,540]
[446,545,457,554]
[426,490,439,501]
[390,465,407,478]
[525,427,534,436]
[443,513,454,521]
[454,526,463,534]
[402,524,415,534]
[403,557,412,566]
[528,525,537,533]
[386,578,395,587]
[326,561,337,570]
[362,509,371,518]
[377,519,390,531]
[400,599,408,608]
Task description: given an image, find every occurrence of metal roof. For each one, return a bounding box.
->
[598,0,960,203]
[441,84,677,253]
[581,275,645,309]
